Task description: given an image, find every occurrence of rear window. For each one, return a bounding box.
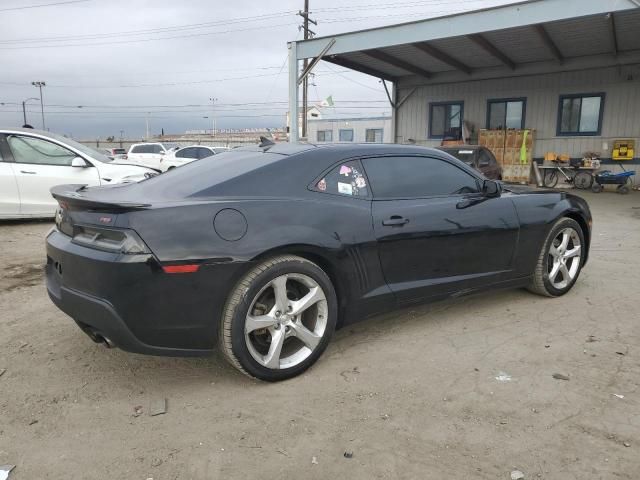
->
[137,149,282,197]
[442,149,475,165]
[113,148,126,155]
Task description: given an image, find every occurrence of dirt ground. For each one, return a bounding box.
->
[1,190,639,480]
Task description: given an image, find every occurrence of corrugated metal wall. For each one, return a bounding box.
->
[396,64,640,170]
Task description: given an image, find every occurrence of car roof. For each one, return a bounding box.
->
[438,145,483,151]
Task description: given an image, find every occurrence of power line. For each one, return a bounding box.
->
[0,10,297,44]
[0,69,352,89]
[0,0,90,12]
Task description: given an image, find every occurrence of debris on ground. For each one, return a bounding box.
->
[149,398,167,417]
[0,465,15,480]
[510,470,525,480]
[612,394,625,399]
[586,335,597,343]
[344,451,353,459]
[311,456,318,465]
[151,458,163,467]
[615,351,625,356]
[28,419,38,426]
[133,405,143,417]
[623,442,631,447]
[495,372,512,382]
[552,373,570,381]
[0,368,6,378]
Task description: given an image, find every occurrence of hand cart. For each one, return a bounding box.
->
[591,165,635,194]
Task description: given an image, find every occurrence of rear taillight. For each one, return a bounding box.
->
[72,225,150,254]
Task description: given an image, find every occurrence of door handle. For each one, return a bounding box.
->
[20,170,36,174]
[382,216,410,227]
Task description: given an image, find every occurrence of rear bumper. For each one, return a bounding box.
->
[46,229,246,356]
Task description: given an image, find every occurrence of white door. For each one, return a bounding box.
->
[6,134,101,216]
[0,152,20,217]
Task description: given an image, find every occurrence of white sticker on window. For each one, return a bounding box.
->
[459,150,474,154]
[338,182,353,195]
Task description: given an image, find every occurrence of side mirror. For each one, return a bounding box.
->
[482,179,501,197]
[71,157,89,168]
[159,151,166,155]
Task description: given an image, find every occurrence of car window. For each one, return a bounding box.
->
[153,144,164,154]
[8,135,77,166]
[130,145,145,153]
[197,147,214,159]
[442,148,475,166]
[175,147,194,159]
[212,148,228,154]
[362,156,479,198]
[478,150,493,167]
[313,160,368,198]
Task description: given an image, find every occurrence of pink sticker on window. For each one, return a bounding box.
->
[317,178,327,191]
[339,165,352,176]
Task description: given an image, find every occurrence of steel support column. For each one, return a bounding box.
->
[288,41,299,143]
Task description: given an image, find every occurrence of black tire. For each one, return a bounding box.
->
[219,255,337,381]
[543,170,558,188]
[528,217,586,297]
[591,183,603,193]
[617,184,630,195]
[574,171,593,190]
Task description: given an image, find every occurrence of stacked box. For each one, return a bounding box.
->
[493,148,504,164]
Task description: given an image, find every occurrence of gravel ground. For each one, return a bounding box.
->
[1,190,639,479]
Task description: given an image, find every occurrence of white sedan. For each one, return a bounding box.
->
[160,145,229,172]
[0,128,156,219]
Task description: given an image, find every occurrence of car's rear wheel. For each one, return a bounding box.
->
[219,255,337,381]
[528,217,585,297]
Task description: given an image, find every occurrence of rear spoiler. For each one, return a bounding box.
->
[50,184,151,211]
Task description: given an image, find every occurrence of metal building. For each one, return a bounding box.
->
[288,0,640,172]
[307,116,392,144]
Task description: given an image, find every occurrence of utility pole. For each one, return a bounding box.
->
[119,130,124,148]
[210,97,218,137]
[145,113,150,140]
[31,81,46,130]
[22,97,39,126]
[298,1,316,140]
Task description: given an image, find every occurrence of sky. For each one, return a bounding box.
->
[0,0,516,139]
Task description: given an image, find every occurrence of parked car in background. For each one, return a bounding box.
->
[437,145,503,180]
[102,147,127,160]
[124,142,180,170]
[46,143,591,381]
[160,145,229,172]
[0,128,156,219]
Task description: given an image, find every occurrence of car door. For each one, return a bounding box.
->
[6,134,100,216]
[362,155,520,304]
[0,137,20,217]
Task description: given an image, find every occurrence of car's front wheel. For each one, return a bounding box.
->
[528,217,585,297]
[219,255,337,381]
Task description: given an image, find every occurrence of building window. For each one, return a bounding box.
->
[365,129,383,143]
[557,93,605,136]
[317,130,333,142]
[339,129,354,142]
[429,101,463,139]
[487,98,526,129]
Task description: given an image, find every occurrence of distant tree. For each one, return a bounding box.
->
[106,135,115,142]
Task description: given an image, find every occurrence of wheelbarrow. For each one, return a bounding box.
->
[591,169,635,194]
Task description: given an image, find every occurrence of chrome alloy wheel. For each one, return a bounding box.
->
[548,227,582,289]
[244,273,328,370]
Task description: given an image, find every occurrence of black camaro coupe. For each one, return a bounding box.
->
[46,143,591,381]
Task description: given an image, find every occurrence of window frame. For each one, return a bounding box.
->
[428,101,464,139]
[339,129,354,142]
[361,154,483,201]
[307,158,372,200]
[317,130,333,142]
[365,128,384,143]
[556,92,605,136]
[486,97,527,130]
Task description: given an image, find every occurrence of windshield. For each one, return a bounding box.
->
[442,148,475,165]
[38,131,113,163]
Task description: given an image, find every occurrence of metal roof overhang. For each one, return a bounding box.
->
[288,0,640,141]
